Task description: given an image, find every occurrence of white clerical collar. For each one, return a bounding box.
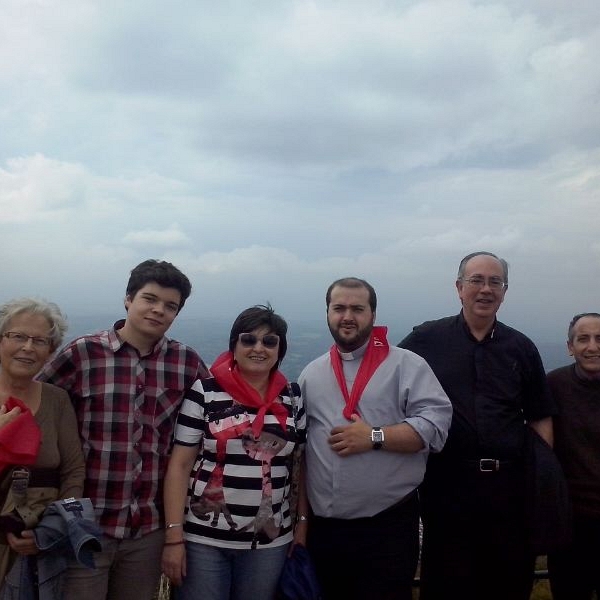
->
[337,339,369,361]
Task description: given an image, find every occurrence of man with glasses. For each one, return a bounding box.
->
[38,259,209,600]
[399,251,555,600]
[298,277,452,600]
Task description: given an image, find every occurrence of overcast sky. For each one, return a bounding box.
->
[1,0,599,346]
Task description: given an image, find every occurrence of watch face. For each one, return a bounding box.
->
[372,429,383,443]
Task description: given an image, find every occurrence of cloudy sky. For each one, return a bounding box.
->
[1,0,599,346]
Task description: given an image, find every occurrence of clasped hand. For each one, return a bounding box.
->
[328,414,372,456]
[7,530,38,555]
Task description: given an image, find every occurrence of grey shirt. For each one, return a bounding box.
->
[299,342,452,519]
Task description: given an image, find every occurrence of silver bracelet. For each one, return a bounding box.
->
[165,522,183,529]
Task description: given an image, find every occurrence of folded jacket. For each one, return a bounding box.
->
[34,498,102,569]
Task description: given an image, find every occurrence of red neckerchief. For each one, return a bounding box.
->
[211,351,289,438]
[0,397,42,472]
[330,326,390,420]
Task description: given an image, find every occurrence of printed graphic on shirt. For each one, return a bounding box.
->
[190,403,252,529]
[238,429,288,548]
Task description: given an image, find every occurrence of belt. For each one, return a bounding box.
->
[462,458,517,472]
[11,466,61,488]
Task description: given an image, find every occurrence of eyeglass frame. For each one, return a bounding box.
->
[459,276,507,291]
[2,331,53,348]
[237,332,280,349]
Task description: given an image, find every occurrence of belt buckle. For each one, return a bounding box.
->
[11,467,30,486]
[479,459,499,472]
[11,467,30,505]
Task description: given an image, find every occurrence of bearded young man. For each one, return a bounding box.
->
[298,277,451,600]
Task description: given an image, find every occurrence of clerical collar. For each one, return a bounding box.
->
[337,339,369,361]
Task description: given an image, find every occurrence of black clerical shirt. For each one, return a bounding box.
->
[399,312,555,460]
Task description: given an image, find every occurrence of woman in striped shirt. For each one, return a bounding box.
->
[162,305,306,600]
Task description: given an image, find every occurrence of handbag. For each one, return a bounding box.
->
[277,544,322,600]
[524,427,572,555]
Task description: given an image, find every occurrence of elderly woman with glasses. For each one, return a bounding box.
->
[0,298,85,585]
[162,305,306,600]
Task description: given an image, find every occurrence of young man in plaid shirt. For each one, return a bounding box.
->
[38,259,209,600]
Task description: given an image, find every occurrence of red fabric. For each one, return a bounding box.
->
[0,396,41,471]
[330,326,390,420]
[211,351,289,438]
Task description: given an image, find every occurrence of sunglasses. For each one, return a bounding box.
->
[238,333,280,349]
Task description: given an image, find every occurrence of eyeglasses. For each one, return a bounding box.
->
[238,333,280,349]
[3,331,52,348]
[461,277,507,291]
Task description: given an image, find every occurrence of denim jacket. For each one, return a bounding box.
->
[1,498,101,600]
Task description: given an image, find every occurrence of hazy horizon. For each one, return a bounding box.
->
[62,312,572,382]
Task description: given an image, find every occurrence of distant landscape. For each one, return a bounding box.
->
[64,315,571,382]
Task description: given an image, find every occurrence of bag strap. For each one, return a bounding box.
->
[285,383,303,525]
[287,383,299,430]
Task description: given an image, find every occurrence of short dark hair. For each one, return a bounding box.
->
[325,277,377,312]
[457,251,509,284]
[228,304,288,371]
[568,312,600,342]
[126,259,192,312]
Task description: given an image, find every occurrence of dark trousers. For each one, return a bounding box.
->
[307,491,419,600]
[419,464,535,600]
[548,514,600,600]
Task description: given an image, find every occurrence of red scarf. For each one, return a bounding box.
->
[0,397,42,472]
[211,351,289,438]
[330,326,390,420]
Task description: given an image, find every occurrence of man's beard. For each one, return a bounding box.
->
[328,321,373,352]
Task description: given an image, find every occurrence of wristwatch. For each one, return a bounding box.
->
[371,427,384,450]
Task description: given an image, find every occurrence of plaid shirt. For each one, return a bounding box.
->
[37,320,208,539]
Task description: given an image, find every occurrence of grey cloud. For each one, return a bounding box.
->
[0,0,599,347]
[123,226,191,248]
